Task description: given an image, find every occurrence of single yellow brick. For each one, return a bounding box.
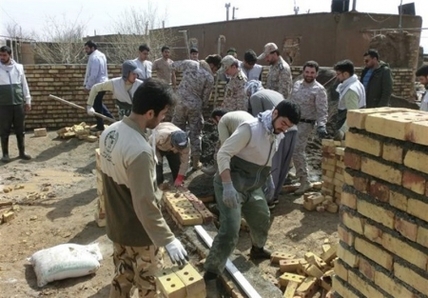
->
[296,277,318,295]
[408,120,428,146]
[156,271,186,298]
[333,259,348,281]
[279,258,304,273]
[337,244,359,268]
[365,111,428,140]
[404,149,428,175]
[278,273,305,287]
[270,252,296,264]
[361,157,402,185]
[382,143,403,164]
[407,198,428,223]
[394,262,428,295]
[363,223,383,245]
[173,264,205,297]
[332,275,360,298]
[354,237,393,270]
[342,212,364,234]
[416,226,428,248]
[347,270,385,298]
[345,132,382,156]
[341,192,357,209]
[321,244,337,264]
[338,225,355,246]
[283,281,299,298]
[357,199,395,229]
[389,190,407,211]
[374,268,417,298]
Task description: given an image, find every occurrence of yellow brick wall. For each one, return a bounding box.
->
[332,107,428,298]
[22,65,414,130]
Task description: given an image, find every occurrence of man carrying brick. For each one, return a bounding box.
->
[172,54,221,170]
[258,42,293,99]
[416,64,428,112]
[203,101,301,297]
[0,45,32,162]
[219,55,248,111]
[99,78,188,298]
[83,40,113,131]
[150,122,190,187]
[86,60,143,120]
[291,61,328,195]
[334,60,366,140]
[360,49,393,108]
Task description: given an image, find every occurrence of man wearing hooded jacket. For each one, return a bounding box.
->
[0,46,32,162]
[87,60,144,120]
[203,100,301,297]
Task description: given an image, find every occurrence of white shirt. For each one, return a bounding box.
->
[133,58,152,79]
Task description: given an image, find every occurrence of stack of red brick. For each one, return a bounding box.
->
[333,107,428,297]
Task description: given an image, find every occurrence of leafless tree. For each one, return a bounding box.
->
[105,2,180,63]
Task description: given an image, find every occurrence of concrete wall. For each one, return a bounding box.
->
[22,64,414,130]
[160,12,422,67]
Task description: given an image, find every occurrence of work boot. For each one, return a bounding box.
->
[201,163,217,176]
[192,155,202,170]
[1,137,10,163]
[250,246,272,260]
[205,278,220,298]
[16,134,31,160]
[294,178,312,195]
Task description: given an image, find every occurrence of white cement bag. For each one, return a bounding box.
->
[29,243,102,287]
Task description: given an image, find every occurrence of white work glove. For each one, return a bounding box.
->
[263,175,275,203]
[165,238,189,266]
[222,181,240,209]
[86,105,95,116]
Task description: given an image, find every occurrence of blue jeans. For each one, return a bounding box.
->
[204,174,271,275]
[92,91,113,130]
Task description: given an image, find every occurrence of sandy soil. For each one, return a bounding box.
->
[0,131,339,298]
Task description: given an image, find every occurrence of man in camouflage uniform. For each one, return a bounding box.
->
[172,54,222,169]
[257,42,293,99]
[291,61,328,195]
[219,55,248,111]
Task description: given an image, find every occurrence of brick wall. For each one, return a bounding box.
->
[23,64,414,130]
[332,108,428,298]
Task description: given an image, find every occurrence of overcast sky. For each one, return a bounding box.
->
[1,0,427,52]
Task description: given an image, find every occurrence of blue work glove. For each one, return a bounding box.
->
[317,126,328,139]
[263,175,275,202]
[222,181,240,209]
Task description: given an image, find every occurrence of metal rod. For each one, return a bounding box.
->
[48,94,116,123]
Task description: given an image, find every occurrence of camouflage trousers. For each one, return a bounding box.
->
[204,175,270,275]
[292,122,313,181]
[172,103,203,157]
[109,243,164,298]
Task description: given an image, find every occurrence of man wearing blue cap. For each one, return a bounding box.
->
[87,60,144,120]
[150,122,190,187]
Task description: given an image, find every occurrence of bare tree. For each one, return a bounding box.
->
[105,2,180,63]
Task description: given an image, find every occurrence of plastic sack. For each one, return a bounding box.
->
[29,243,102,287]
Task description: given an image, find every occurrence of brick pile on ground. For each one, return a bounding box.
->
[56,122,101,142]
[321,139,345,206]
[333,107,428,298]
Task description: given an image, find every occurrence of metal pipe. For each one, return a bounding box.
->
[352,0,357,11]
[398,0,403,30]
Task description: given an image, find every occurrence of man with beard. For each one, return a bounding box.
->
[334,60,366,140]
[152,46,176,88]
[258,42,293,99]
[99,78,188,298]
[0,45,32,162]
[291,61,328,195]
[83,40,113,131]
[172,54,221,170]
[203,100,301,297]
[86,60,144,120]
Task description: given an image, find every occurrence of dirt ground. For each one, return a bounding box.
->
[0,131,339,298]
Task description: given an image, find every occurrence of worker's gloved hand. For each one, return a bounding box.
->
[174,174,185,187]
[263,175,275,202]
[222,181,240,209]
[317,126,328,139]
[165,238,189,266]
[87,105,95,116]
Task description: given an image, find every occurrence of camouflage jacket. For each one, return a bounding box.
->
[291,79,328,127]
[266,56,292,99]
[172,60,214,109]
[222,69,248,111]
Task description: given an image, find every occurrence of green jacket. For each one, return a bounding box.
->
[360,62,393,108]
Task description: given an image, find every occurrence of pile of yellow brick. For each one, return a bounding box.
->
[271,244,337,297]
[333,107,428,297]
[56,122,100,142]
[155,263,205,297]
[302,192,339,213]
[321,139,345,205]
[94,149,106,227]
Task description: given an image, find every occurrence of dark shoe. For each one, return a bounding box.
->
[1,137,10,162]
[268,202,276,210]
[205,278,219,298]
[90,126,104,132]
[16,134,31,160]
[250,246,272,260]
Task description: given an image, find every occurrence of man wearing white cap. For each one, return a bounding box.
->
[258,42,293,99]
[219,55,248,111]
[87,60,144,120]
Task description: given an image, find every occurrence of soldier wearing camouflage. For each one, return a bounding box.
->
[171,55,221,168]
[219,55,248,111]
[291,61,328,195]
[258,42,293,99]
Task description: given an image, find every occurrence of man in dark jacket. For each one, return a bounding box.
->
[360,49,393,108]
